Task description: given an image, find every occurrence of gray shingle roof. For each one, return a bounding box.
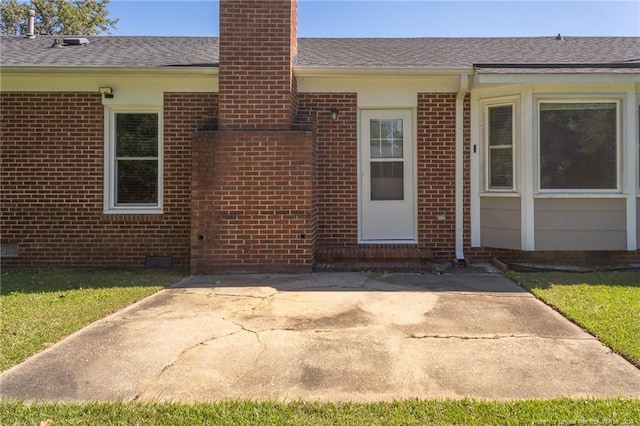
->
[0,36,218,68]
[297,37,640,69]
[1,35,638,71]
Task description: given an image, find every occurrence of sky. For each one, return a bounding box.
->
[106,0,640,38]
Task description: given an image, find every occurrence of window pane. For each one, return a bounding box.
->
[370,119,403,159]
[116,160,158,204]
[490,148,513,188]
[116,113,158,157]
[540,102,617,190]
[489,105,512,146]
[370,120,380,139]
[371,161,404,200]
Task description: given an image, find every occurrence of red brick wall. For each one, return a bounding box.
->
[0,92,216,269]
[218,0,297,129]
[416,93,457,259]
[298,93,359,246]
[191,130,315,273]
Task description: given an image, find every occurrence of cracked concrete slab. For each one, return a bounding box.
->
[2,267,639,402]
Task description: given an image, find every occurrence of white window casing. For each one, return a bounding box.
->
[535,96,622,195]
[103,106,163,215]
[483,99,519,193]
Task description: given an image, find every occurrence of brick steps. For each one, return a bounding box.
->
[314,246,437,273]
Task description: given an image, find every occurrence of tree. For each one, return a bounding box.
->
[0,0,118,36]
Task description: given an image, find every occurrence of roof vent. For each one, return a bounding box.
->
[63,37,90,46]
[26,9,35,39]
[555,33,563,41]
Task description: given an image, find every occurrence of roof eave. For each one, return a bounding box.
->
[474,71,640,85]
[0,65,220,76]
[294,66,474,77]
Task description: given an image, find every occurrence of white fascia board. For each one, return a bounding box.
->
[475,73,640,86]
[0,66,219,77]
[294,66,474,78]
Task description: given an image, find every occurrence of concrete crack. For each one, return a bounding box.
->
[229,319,265,346]
[407,333,596,341]
[211,292,275,300]
[155,328,244,379]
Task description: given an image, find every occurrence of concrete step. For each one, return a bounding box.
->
[314,260,440,273]
[314,246,437,273]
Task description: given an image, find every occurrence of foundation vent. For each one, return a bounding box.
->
[145,255,173,270]
[1,243,19,258]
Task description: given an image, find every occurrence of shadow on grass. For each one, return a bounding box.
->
[508,271,640,290]
[1,267,186,295]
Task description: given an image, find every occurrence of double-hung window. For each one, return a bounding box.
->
[104,108,163,214]
[485,103,515,191]
[538,100,619,191]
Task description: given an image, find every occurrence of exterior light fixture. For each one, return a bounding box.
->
[331,108,339,120]
[99,87,114,99]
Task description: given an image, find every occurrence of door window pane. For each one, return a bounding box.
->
[371,162,404,200]
[370,119,403,159]
[539,102,617,190]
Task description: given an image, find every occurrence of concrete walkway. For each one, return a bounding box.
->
[2,265,639,402]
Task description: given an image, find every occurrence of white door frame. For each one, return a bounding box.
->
[358,108,417,243]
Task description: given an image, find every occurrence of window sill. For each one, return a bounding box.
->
[534,192,625,199]
[480,192,521,198]
[102,206,163,221]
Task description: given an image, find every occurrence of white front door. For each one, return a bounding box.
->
[360,109,416,242]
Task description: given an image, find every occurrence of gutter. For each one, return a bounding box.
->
[455,74,469,262]
[474,62,640,69]
[0,66,219,77]
[294,66,474,78]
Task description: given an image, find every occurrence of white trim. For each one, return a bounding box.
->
[520,85,536,251]
[103,106,164,215]
[469,91,481,247]
[534,193,627,199]
[482,97,519,193]
[479,192,521,198]
[624,88,638,250]
[535,96,623,194]
[358,108,417,243]
[455,75,469,260]
[475,73,640,86]
[294,66,473,78]
[0,66,219,77]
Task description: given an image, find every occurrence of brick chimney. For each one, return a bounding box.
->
[218,0,298,130]
[192,0,315,274]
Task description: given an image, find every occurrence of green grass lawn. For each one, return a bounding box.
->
[2,398,639,425]
[508,270,640,367]
[1,267,185,371]
[2,268,639,425]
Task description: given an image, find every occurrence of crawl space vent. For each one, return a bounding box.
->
[1,243,19,257]
[145,255,173,270]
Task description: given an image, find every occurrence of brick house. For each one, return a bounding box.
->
[1,0,639,273]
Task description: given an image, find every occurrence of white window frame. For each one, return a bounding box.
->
[535,96,622,195]
[103,106,163,214]
[481,97,518,193]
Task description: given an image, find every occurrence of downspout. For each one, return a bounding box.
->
[455,74,469,262]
